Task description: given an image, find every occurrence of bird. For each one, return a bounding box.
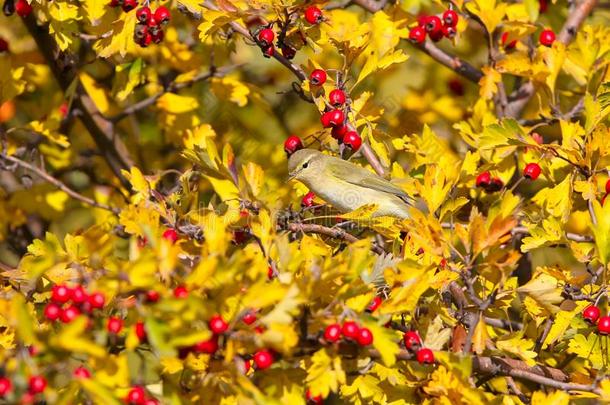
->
[287,149,413,219]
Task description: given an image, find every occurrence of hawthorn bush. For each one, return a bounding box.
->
[0,0,610,403]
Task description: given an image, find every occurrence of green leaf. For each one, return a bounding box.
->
[591,199,610,265]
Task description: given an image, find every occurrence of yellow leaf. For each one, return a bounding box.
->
[339,204,379,220]
[531,390,570,405]
[479,66,502,100]
[465,0,507,35]
[80,72,111,115]
[496,335,537,366]
[156,93,199,114]
[306,349,346,398]
[94,12,138,58]
[472,315,489,355]
[591,199,610,265]
[211,76,250,107]
[205,176,239,201]
[542,301,589,349]
[51,316,106,358]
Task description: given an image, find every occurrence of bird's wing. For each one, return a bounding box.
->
[329,156,414,205]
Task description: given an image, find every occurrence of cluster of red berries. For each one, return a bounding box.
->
[255,6,324,59]
[476,162,542,193]
[409,10,459,44]
[323,321,374,346]
[125,385,160,405]
[475,171,504,193]
[2,0,32,17]
[582,305,610,335]
[403,331,435,364]
[43,284,105,323]
[108,0,171,48]
[0,375,47,401]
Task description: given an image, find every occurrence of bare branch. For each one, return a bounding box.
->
[413,41,484,83]
[21,15,134,189]
[1,154,120,214]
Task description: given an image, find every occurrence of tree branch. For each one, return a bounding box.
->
[21,14,134,189]
[504,0,599,118]
[109,64,240,122]
[0,154,120,214]
[413,42,484,83]
[286,222,386,255]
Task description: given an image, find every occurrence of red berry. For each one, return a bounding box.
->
[486,177,504,192]
[447,78,464,96]
[403,331,422,351]
[253,349,274,370]
[52,284,72,303]
[357,327,373,346]
[323,324,342,343]
[61,305,81,323]
[122,0,137,12]
[329,89,346,107]
[583,305,601,324]
[262,45,274,58]
[193,336,218,354]
[146,290,160,303]
[442,9,458,26]
[153,6,170,24]
[209,314,229,334]
[523,163,541,180]
[331,124,348,140]
[15,0,32,17]
[309,69,327,86]
[71,285,88,304]
[258,28,275,47]
[442,24,456,39]
[475,171,491,188]
[605,179,610,194]
[539,0,548,12]
[135,320,147,342]
[501,32,517,49]
[138,32,153,47]
[409,27,426,44]
[107,317,124,334]
[284,135,303,156]
[429,30,444,42]
[598,316,610,335]
[267,266,275,280]
[174,285,188,298]
[44,303,61,321]
[367,296,382,312]
[109,0,120,7]
[88,291,105,309]
[301,191,316,208]
[28,376,47,394]
[136,6,151,24]
[424,16,442,34]
[304,6,323,25]
[126,386,146,404]
[144,400,159,405]
[342,321,359,339]
[306,389,324,404]
[0,38,8,53]
[162,229,178,243]
[242,310,257,325]
[539,29,555,47]
[343,131,362,152]
[320,111,333,128]
[151,29,164,44]
[74,366,91,379]
[328,109,345,127]
[416,348,435,364]
[0,377,11,397]
[417,14,428,27]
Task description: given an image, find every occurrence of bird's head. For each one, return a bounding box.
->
[287,149,325,182]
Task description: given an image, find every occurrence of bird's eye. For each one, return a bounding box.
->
[302,162,309,169]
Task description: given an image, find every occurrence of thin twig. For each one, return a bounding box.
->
[1,154,120,214]
[286,222,386,255]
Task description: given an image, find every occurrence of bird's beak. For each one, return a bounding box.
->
[287,171,297,182]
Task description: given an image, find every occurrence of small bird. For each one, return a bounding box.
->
[288,149,413,219]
